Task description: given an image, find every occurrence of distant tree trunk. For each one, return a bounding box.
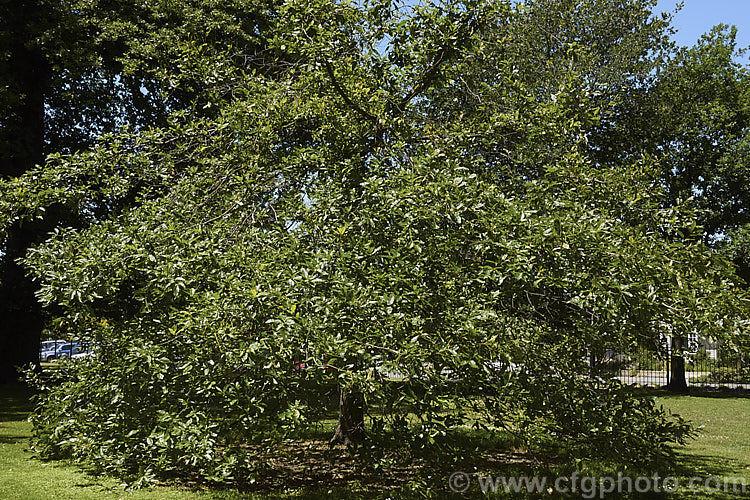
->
[329,387,365,448]
[0,229,43,382]
[0,0,49,383]
[667,336,689,393]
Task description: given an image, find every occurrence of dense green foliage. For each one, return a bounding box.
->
[0,0,284,383]
[1,0,749,487]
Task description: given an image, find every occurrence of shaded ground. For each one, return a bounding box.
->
[229,441,547,495]
[0,384,554,498]
[2,385,750,498]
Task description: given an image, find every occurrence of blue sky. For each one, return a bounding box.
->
[656,0,750,62]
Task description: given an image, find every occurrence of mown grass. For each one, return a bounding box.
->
[0,385,259,500]
[656,392,750,499]
[2,384,750,498]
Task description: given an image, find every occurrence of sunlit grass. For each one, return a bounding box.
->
[0,385,258,500]
[657,393,750,498]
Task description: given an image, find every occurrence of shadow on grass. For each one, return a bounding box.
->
[0,384,34,445]
[664,451,750,499]
[0,383,35,417]
[637,387,750,400]
[0,434,30,445]
[3,383,749,499]
[674,451,749,479]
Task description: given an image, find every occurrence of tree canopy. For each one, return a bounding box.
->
[0,0,748,488]
[0,0,284,382]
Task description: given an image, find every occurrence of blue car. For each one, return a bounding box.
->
[40,342,85,362]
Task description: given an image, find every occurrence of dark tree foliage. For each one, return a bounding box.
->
[0,0,281,381]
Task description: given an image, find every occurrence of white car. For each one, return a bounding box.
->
[71,347,96,360]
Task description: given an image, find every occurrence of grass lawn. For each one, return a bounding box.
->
[2,384,750,499]
[657,392,750,498]
[0,385,259,500]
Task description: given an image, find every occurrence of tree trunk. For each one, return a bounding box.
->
[0,239,43,382]
[667,336,689,393]
[329,387,365,448]
[0,0,50,383]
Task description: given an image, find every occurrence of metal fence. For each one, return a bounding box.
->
[597,342,750,390]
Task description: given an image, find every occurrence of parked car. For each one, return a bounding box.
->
[40,340,66,351]
[40,342,63,362]
[41,342,86,362]
[39,340,67,362]
[71,344,97,360]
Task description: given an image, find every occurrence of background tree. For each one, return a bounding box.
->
[603,25,750,240]
[0,0,280,382]
[597,24,750,391]
[425,0,750,391]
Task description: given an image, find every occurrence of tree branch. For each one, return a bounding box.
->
[394,45,449,114]
[324,60,379,125]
